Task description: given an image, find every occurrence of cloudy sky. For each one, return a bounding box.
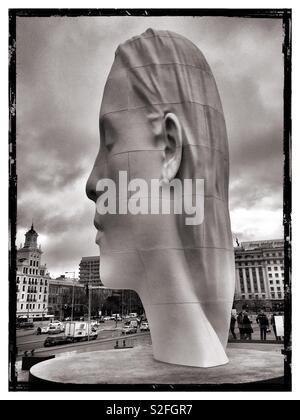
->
[16,15,284,278]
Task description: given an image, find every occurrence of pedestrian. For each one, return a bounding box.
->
[242,312,253,340]
[230,313,237,339]
[237,312,244,339]
[256,310,269,341]
[271,313,278,340]
[36,326,41,335]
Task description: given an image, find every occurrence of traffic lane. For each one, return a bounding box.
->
[17,328,125,352]
[16,331,151,361]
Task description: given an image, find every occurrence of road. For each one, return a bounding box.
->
[16,316,280,357]
[16,320,146,357]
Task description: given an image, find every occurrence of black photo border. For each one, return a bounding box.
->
[8,8,292,392]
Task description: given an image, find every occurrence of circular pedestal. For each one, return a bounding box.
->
[29,344,284,386]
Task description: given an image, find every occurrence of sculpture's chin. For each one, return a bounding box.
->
[99,247,144,292]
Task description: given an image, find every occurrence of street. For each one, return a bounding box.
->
[16,315,280,357]
[16,320,148,358]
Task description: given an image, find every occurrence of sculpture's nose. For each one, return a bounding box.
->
[86,160,99,203]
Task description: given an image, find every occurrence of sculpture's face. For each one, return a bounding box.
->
[86,75,182,291]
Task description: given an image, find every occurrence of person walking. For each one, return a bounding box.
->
[237,312,244,339]
[230,313,237,339]
[242,312,253,340]
[256,310,269,341]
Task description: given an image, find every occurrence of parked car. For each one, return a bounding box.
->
[44,336,71,347]
[36,325,49,335]
[48,322,64,334]
[122,325,137,335]
[103,316,111,321]
[140,322,150,331]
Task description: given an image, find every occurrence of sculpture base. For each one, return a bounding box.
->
[29,343,285,390]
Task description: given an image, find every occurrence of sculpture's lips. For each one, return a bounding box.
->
[94,218,104,245]
[95,230,103,245]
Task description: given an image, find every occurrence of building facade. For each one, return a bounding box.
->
[16,224,51,318]
[48,276,86,319]
[79,256,144,316]
[79,256,103,285]
[234,239,284,311]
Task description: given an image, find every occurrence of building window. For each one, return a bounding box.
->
[22,294,24,299]
[275,273,279,278]
[242,295,245,300]
[33,304,35,309]
[262,294,266,299]
[43,304,46,308]
[278,293,282,299]
[22,285,25,291]
[277,287,281,291]
[268,274,272,278]
[270,280,273,284]
[21,304,23,309]
[271,293,275,299]
[270,287,274,291]
[274,267,278,271]
[268,267,271,271]
[240,279,245,292]
[276,280,280,284]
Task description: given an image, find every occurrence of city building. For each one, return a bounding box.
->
[79,256,103,285]
[79,255,144,315]
[48,275,86,319]
[16,224,51,319]
[234,239,284,311]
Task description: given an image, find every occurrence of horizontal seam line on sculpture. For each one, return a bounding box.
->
[107,144,228,157]
[148,301,234,305]
[101,101,224,119]
[108,62,211,76]
[104,246,233,253]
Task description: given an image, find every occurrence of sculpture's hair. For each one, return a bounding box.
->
[101,28,229,202]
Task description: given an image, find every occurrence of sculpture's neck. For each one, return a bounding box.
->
[137,250,230,368]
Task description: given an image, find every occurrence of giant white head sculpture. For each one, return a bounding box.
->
[86,28,235,367]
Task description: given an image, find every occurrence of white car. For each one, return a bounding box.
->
[48,321,65,334]
[41,326,49,334]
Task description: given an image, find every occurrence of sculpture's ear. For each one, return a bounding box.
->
[161,113,183,184]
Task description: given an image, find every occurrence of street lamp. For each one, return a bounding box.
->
[65,271,75,321]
